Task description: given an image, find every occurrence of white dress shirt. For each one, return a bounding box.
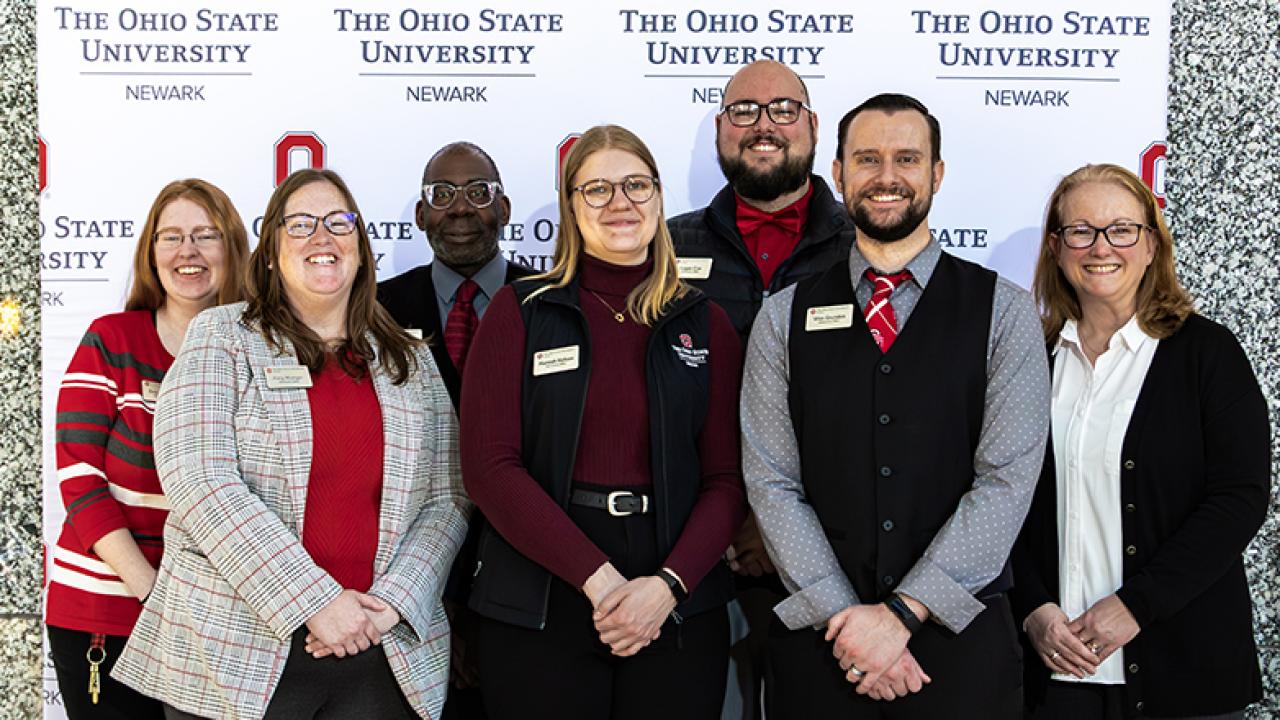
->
[1051,316,1158,684]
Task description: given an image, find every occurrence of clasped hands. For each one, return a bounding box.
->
[303,588,400,659]
[825,601,932,702]
[1024,595,1139,678]
[583,562,676,657]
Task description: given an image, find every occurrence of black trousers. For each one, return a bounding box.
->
[767,593,1023,720]
[47,625,165,720]
[475,486,730,720]
[163,627,418,720]
[1033,681,1247,720]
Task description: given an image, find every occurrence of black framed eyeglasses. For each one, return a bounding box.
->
[1055,221,1152,249]
[281,211,359,238]
[154,227,222,249]
[718,97,809,127]
[423,180,502,210]
[572,175,659,208]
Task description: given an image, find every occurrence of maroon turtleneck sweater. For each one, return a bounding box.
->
[460,253,746,592]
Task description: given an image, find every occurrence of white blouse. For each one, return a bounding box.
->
[1050,316,1157,684]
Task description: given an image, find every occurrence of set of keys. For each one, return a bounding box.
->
[86,633,106,704]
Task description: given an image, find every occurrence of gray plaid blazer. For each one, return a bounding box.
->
[114,303,470,719]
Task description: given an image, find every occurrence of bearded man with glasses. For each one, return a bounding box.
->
[668,60,856,720]
[377,141,533,720]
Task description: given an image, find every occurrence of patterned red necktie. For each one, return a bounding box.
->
[864,269,912,353]
[444,279,480,374]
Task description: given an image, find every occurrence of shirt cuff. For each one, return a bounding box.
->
[774,573,860,630]
[897,558,986,633]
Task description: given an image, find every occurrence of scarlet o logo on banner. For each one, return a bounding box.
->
[555,133,581,190]
[38,136,47,193]
[274,132,326,186]
[1140,141,1167,209]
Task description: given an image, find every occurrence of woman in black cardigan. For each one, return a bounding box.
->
[1012,163,1270,719]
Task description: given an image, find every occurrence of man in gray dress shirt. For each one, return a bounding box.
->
[741,94,1049,718]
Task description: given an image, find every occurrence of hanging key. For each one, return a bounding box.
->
[87,634,106,705]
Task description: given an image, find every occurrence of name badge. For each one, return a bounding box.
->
[140,379,161,403]
[264,365,313,389]
[676,257,713,280]
[404,328,424,340]
[532,345,580,377]
[805,304,855,332]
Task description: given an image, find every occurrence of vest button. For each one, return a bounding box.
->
[1128,663,1139,674]
[1125,503,1136,513]
[1123,459,1135,470]
[878,414,891,425]
[879,466,892,477]
[882,574,895,586]
[879,363,892,374]
[882,520,894,532]
[1126,545,1137,556]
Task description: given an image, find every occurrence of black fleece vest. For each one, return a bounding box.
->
[468,278,735,630]
[787,251,1011,604]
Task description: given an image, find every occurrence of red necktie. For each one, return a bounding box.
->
[444,279,480,374]
[864,269,911,353]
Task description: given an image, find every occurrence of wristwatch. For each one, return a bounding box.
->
[884,593,923,634]
[657,568,688,604]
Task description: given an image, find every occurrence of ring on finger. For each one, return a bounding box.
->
[1050,650,1061,660]
[847,663,865,678]
[1088,641,1101,654]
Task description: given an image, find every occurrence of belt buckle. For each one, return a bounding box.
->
[606,491,647,517]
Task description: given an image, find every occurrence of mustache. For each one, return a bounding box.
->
[739,132,788,151]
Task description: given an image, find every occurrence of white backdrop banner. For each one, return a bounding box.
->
[38,1,1169,714]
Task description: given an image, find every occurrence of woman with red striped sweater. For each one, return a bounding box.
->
[46,179,248,719]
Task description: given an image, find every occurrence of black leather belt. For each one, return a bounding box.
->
[569,489,651,516]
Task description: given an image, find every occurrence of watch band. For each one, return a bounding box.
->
[657,568,688,604]
[884,593,923,634]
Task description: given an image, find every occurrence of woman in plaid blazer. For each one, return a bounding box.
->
[115,168,470,719]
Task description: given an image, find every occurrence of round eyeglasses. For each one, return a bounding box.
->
[154,227,222,250]
[1055,221,1152,249]
[572,175,659,208]
[423,180,503,210]
[718,97,809,127]
[281,211,359,238]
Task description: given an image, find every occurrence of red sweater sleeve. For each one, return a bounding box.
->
[661,302,748,592]
[460,286,611,588]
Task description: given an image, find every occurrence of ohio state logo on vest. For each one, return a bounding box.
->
[671,334,707,367]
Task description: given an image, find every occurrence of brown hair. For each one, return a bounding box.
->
[242,168,419,384]
[534,124,687,325]
[1033,163,1194,344]
[125,179,249,311]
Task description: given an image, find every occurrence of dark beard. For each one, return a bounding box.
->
[718,146,814,202]
[855,184,936,240]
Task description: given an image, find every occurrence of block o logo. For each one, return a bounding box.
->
[38,136,47,193]
[274,132,326,186]
[555,133,581,190]
[1140,141,1166,209]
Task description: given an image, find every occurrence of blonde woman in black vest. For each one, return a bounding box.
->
[459,125,746,719]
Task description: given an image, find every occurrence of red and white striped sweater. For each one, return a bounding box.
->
[47,310,173,636]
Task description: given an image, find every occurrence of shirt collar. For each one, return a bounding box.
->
[432,252,508,304]
[1054,315,1156,357]
[848,236,942,290]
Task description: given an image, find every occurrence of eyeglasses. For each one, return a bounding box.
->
[154,227,223,250]
[572,175,659,208]
[1055,221,1152,249]
[423,180,503,210]
[718,97,809,127]
[281,211,359,238]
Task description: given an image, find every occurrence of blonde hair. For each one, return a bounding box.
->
[126,179,249,311]
[534,124,688,325]
[1033,163,1193,343]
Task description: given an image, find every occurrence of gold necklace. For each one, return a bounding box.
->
[587,289,626,323]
